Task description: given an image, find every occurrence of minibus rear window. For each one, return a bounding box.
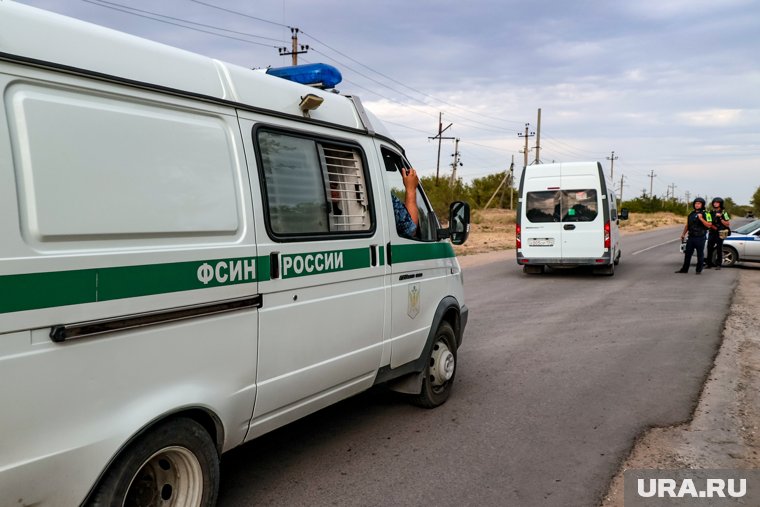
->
[525,189,598,223]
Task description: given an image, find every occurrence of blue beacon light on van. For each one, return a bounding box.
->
[266,63,343,89]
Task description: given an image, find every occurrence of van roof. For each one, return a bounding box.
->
[0,1,391,137]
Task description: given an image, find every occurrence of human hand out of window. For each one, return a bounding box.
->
[401,167,419,227]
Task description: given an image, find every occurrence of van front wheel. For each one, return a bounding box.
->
[87,418,219,507]
[413,322,457,408]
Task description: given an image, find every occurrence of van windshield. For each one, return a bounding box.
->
[525,189,598,223]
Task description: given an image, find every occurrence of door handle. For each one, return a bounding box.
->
[563,224,576,230]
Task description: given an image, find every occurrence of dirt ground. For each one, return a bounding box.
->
[455,209,760,506]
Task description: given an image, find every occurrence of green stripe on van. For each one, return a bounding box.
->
[0,269,97,314]
[280,247,370,279]
[0,243,457,314]
[0,256,258,314]
[391,243,455,264]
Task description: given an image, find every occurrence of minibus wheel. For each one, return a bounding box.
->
[594,263,615,276]
[413,321,457,408]
[88,418,219,507]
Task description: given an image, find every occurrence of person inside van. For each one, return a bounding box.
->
[392,166,420,238]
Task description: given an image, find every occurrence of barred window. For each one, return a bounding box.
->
[257,130,373,237]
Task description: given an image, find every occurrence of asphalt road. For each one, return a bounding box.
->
[217,225,742,507]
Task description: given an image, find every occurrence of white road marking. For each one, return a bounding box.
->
[632,238,681,256]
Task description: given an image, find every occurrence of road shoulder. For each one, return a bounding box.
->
[601,267,760,506]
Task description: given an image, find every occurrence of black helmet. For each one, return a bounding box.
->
[693,197,706,208]
[711,197,724,207]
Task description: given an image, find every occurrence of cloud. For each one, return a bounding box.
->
[678,109,743,127]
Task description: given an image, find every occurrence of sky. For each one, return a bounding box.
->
[11,0,760,205]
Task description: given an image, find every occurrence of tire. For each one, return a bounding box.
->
[413,322,457,409]
[722,246,738,266]
[87,418,219,507]
[595,262,615,276]
[613,250,621,266]
[523,265,544,274]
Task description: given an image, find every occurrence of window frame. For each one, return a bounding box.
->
[253,124,376,242]
[380,146,439,242]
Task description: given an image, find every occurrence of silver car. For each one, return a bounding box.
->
[722,219,760,266]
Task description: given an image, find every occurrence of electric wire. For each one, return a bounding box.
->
[80,0,284,47]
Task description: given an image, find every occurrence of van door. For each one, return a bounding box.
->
[560,170,605,259]
[520,165,564,261]
[239,122,385,437]
[378,146,452,369]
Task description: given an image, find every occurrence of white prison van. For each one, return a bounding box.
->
[0,3,471,505]
[516,161,627,275]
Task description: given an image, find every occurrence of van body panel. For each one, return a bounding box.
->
[0,3,468,505]
[375,142,464,369]
[0,314,259,507]
[239,118,386,433]
[517,161,619,268]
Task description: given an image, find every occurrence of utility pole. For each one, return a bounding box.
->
[668,183,677,201]
[278,27,309,65]
[510,155,515,209]
[685,191,691,211]
[518,123,535,169]
[648,170,657,198]
[534,108,542,165]
[449,138,462,187]
[483,158,515,210]
[428,112,454,183]
[618,173,626,206]
[606,151,618,181]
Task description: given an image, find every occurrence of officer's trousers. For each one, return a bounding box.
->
[681,235,706,272]
[706,234,724,267]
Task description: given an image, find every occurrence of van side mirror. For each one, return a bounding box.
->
[619,208,629,220]
[447,201,470,245]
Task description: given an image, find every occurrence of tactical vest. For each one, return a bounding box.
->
[688,211,708,237]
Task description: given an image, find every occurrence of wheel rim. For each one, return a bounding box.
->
[429,340,455,389]
[123,446,204,507]
[723,249,735,265]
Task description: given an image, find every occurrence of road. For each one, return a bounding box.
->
[217,225,741,507]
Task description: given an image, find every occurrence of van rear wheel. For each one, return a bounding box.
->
[595,263,615,276]
[87,418,219,507]
[413,322,457,408]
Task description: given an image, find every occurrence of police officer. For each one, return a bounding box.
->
[676,197,711,274]
[705,197,731,269]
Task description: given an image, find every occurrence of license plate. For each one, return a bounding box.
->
[529,237,554,247]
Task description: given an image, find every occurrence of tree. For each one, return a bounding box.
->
[468,172,511,209]
[753,186,760,215]
[722,196,737,212]
[419,175,468,218]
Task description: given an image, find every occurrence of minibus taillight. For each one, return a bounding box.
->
[516,223,521,249]
[604,221,611,249]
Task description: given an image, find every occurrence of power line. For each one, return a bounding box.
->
[82,0,527,136]
[298,30,525,128]
[76,0,617,180]
[186,0,289,28]
[80,0,283,47]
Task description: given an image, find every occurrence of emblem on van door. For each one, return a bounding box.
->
[407,283,420,319]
